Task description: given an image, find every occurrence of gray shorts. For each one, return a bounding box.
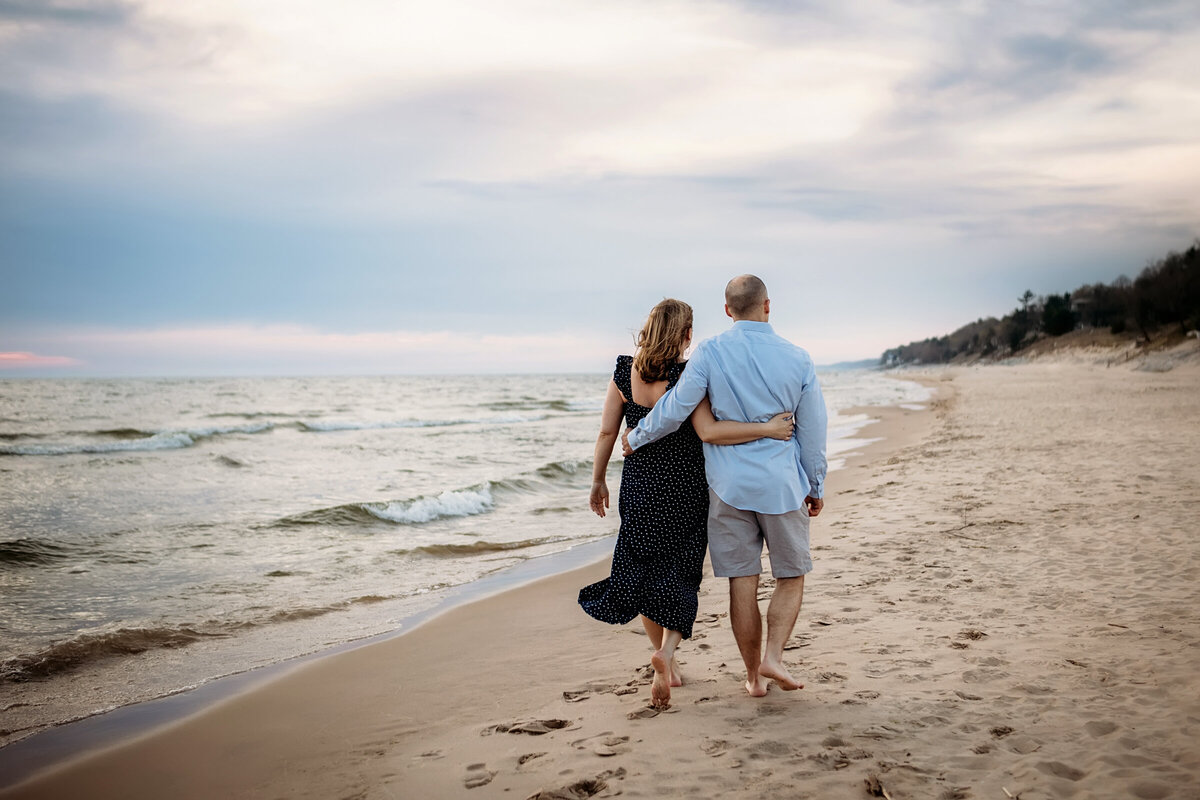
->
[707,489,812,578]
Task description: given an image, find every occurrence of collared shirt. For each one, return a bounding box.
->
[626,320,827,514]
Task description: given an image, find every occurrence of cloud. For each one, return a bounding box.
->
[0,0,133,26]
[0,351,81,368]
[1,0,1197,373]
[9,324,631,375]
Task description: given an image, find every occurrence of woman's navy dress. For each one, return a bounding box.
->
[579,356,709,638]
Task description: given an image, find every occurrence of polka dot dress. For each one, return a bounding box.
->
[579,356,709,639]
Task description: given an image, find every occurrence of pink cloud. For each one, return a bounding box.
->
[0,351,82,368]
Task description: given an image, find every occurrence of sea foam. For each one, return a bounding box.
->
[365,487,495,524]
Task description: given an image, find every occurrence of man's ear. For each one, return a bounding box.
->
[763,298,771,317]
[724,303,733,319]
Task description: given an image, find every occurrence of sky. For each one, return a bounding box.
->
[2,0,1198,376]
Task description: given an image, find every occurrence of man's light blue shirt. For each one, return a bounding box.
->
[626,320,828,515]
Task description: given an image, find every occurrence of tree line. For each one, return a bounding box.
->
[881,241,1200,365]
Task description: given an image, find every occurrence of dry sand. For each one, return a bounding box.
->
[3,361,1199,799]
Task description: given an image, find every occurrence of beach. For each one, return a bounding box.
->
[3,360,1199,799]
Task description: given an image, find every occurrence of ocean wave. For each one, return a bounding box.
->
[0,423,274,457]
[366,487,494,524]
[0,593,402,680]
[0,538,74,567]
[273,485,494,528]
[299,419,441,432]
[0,626,229,682]
[92,427,154,440]
[403,535,573,557]
[215,455,249,468]
[0,432,196,456]
[536,460,585,479]
[272,459,587,530]
[491,460,589,494]
[483,397,602,414]
[299,414,547,432]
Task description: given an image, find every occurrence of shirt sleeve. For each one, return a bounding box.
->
[626,348,710,451]
[794,367,828,499]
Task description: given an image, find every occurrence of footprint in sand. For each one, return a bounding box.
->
[809,747,872,770]
[815,671,847,683]
[527,768,626,800]
[627,705,667,719]
[855,690,881,700]
[518,752,547,766]
[481,719,572,736]
[1085,720,1118,737]
[1007,735,1043,754]
[570,732,631,757]
[701,739,730,757]
[1036,761,1087,781]
[463,763,497,789]
[563,684,622,703]
[747,739,794,758]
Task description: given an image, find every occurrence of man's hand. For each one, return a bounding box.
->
[621,427,634,457]
[804,495,823,517]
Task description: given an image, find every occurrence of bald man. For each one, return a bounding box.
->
[623,275,827,696]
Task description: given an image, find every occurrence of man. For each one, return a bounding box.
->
[622,275,827,697]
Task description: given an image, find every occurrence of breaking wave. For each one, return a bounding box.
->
[366,487,494,524]
[270,460,590,530]
[0,423,274,456]
[277,486,495,527]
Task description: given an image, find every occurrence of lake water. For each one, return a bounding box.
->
[0,369,929,744]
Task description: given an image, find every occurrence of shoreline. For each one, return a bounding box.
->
[20,360,1199,798]
[0,373,925,768]
[0,536,619,786]
[0,379,946,797]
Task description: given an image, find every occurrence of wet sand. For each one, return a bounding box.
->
[3,361,1198,799]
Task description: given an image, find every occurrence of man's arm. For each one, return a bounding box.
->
[624,349,710,452]
[794,369,828,507]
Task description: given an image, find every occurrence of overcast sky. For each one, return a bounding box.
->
[2,0,1198,375]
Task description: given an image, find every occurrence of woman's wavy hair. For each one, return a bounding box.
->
[633,298,693,382]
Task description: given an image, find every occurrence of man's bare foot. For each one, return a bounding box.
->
[650,651,672,709]
[758,658,804,691]
[745,675,769,697]
[669,657,683,688]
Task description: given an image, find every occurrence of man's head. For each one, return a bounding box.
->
[724,274,769,321]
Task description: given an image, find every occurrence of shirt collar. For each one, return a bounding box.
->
[732,319,774,334]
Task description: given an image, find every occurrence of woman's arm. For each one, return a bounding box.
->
[690,396,793,445]
[590,379,626,517]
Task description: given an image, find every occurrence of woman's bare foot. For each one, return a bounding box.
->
[758,658,804,691]
[745,674,769,697]
[650,651,672,708]
[670,657,683,687]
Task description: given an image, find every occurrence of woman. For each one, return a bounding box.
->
[578,298,793,709]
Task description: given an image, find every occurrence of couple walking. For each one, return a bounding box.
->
[579,275,827,708]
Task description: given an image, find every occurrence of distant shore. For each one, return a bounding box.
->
[4,360,1199,799]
